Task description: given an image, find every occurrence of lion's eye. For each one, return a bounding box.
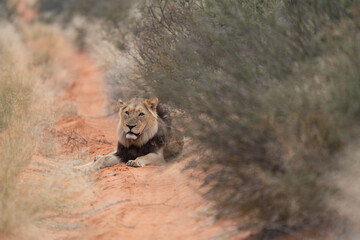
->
[125,111,129,115]
[138,112,145,116]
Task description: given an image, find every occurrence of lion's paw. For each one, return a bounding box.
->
[93,155,102,162]
[72,165,96,175]
[126,160,145,167]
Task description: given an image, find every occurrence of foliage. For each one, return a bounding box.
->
[36,0,135,24]
[132,0,360,234]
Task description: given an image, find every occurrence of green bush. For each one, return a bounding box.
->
[132,0,360,235]
[37,0,134,22]
[36,0,136,51]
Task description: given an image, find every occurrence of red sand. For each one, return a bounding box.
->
[16,1,247,239]
[53,41,245,240]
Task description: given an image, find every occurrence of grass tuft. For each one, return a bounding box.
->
[0,13,90,240]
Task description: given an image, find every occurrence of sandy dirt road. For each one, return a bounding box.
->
[15,1,247,239]
[52,35,245,240]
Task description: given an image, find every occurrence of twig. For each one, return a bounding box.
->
[97,138,113,145]
[82,198,130,217]
[137,195,175,207]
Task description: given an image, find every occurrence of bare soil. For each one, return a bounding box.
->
[14,1,247,239]
[53,35,245,240]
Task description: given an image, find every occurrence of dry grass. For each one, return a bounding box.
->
[20,22,63,66]
[0,17,90,240]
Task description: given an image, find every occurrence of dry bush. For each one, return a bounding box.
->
[19,22,63,66]
[0,17,89,240]
[130,0,360,237]
[36,0,137,53]
[0,22,31,130]
[35,0,142,108]
[37,0,134,23]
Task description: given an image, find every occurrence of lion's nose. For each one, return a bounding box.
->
[127,124,136,130]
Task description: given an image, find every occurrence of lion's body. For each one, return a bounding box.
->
[78,97,183,172]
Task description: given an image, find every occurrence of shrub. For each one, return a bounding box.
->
[37,0,134,23]
[132,0,360,235]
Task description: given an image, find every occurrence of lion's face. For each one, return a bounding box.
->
[117,97,159,145]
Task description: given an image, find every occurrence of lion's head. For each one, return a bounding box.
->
[117,97,159,147]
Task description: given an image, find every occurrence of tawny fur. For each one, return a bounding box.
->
[117,97,159,148]
[76,97,182,173]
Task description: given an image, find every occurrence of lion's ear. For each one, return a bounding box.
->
[144,97,159,112]
[117,99,124,108]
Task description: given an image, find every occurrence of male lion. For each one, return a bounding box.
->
[78,97,183,172]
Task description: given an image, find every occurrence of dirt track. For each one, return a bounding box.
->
[15,1,246,239]
[50,35,246,240]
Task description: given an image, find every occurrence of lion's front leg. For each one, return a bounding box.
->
[94,152,121,170]
[76,151,121,173]
[126,149,164,167]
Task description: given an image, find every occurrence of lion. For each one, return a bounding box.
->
[78,97,183,172]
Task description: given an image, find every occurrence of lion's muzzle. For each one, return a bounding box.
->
[126,132,139,140]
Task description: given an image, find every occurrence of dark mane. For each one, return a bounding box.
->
[114,124,167,163]
[157,104,171,127]
[114,104,170,163]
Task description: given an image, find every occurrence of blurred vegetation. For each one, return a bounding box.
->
[36,0,136,52]
[0,21,45,238]
[34,0,360,237]
[0,3,7,19]
[37,0,134,23]
[0,8,89,238]
[130,0,360,236]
